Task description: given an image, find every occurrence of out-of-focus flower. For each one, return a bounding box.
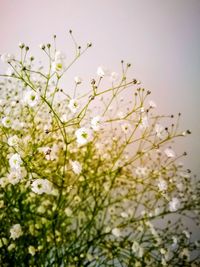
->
[9,154,22,170]
[70,160,82,175]
[132,241,144,258]
[28,246,36,256]
[135,166,148,177]
[8,135,19,147]
[169,197,180,212]
[91,116,102,131]
[97,66,108,77]
[2,117,12,128]
[157,178,168,192]
[1,53,14,63]
[164,148,176,158]
[110,72,119,82]
[68,99,79,113]
[155,124,165,139]
[31,179,53,195]
[112,228,121,237]
[74,76,82,84]
[149,100,157,108]
[10,224,23,240]
[23,90,39,107]
[75,127,93,145]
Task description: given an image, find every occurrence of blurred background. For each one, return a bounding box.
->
[0,0,199,176]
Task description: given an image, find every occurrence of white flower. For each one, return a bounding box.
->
[2,117,11,128]
[164,148,176,158]
[10,224,23,240]
[140,116,149,129]
[157,178,168,192]
[52,51,65,73]
[169,197,181,212]
[31,179,53,195]
[74,76,82,84]
[7,171,22,185]
[155,124,165,139]
[1,53,14,63]
[112,228,121,237]
[9,154,22,170]
[110,72,119,82]
[117,111,125,119]
[75,127,93,145]
[8,135,19,147]
[28,246,36,256]
[52,61,64,72]
[183,230,190,239]
[149,100,157,108]
[97,66,108,77]
[121,212,129,218]
[54,51,65,61]
[70,160,82,175]
[135,166,148,177]
[64,207,73,216]
[91,116,102,131]
[132,241,144,258]
[24,90,39,107]
[68,99,79,113]
[0,177,8,188]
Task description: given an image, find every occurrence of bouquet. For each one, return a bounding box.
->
[0,32,199,266]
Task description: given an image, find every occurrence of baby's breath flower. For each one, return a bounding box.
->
[132,241,144,258]
[7,170,22,185]
[164,148,176,158]
[149,100,157,108]
[64,207,73,216]
[2,117,12,128]
[112,228,121,237]
[68,99,79,113]
[1,53,14,63]
[97,66,108,77]
[31,179,53,195]
[70,160,82,175]
[10,224,23,240]
[91,116,102,131]
[157,178,168,192]
[23,90,39,107]
[169,197,181,212]
[8,135,19,147]
[75,127,93,145]
[155,124,165,139]
[9,153,22,170]
[28,246,36,256]
[110,71,119,82]
[74,76,82,84]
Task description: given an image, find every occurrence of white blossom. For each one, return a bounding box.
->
[112,228,121,237]
[155,124,165,139]
[68,99,79,113]
[10,224,23,240]
[28,246,36,256]
[8,135,19,147]
[7,171,22,185]
[31,179,53,195]
[157,178,168,192]
[140,116,149,129]
[91,116,102,131]
[64,207,73,216]
[164,148,176,158]
[23,90,39,107]
[2,117,11,128]
[1,53,14,63]
[70,160,82,175]
[9,153,22,170]
[74,76,82,84]
[132,241,144,258]
[75,127,93,145]
[149,100,157,108]
[169,197,181,212]
[110,72,119,82]
[97,66,108,77]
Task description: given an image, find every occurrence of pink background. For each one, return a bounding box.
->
[0,0,199,176]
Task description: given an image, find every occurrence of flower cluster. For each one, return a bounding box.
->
[0,33,199,266]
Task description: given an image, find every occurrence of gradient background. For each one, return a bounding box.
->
[0,0,199,177]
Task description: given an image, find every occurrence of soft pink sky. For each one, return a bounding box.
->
[0,0,200,175]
